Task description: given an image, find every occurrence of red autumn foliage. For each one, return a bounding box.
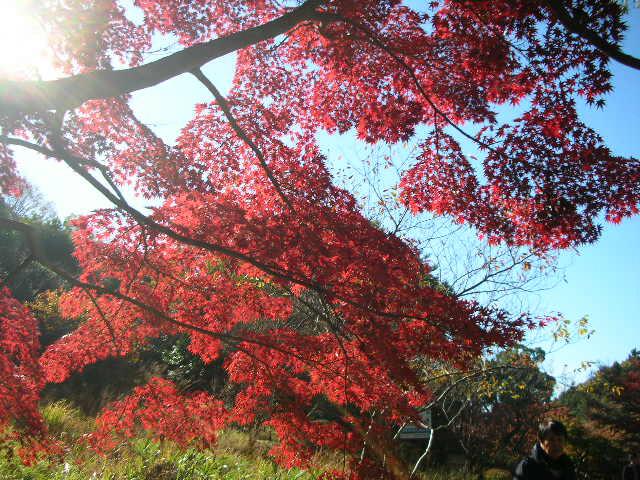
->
[91,377,226,451]
[0,1,638,477]
[0,287,45,444]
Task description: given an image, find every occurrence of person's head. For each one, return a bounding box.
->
[538,420,567,460]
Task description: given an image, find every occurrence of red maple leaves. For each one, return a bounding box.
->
[0,287,45,440]
[0,0,638,477]
[91,377,226,451]
[401,86,640,249]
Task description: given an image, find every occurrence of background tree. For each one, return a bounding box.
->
[0,185,77,303]
[559,349,640,479]
[414,346,555,471]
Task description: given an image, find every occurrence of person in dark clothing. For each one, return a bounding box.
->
[513,420,576,480]
[623,453,640,480]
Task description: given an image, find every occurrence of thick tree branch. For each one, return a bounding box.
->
[0,0,320,115]
[0,135,101,168]
[546,0,640,71]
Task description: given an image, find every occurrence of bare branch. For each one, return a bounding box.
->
[456,253,534,297]
[410,427,434,477]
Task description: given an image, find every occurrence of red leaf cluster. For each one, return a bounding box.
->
[0,0,637,476]
[0,287,45,440]
[91,377,226,451]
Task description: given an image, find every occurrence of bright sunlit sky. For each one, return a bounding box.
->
[4,2,639,387]
[0,2,53,78]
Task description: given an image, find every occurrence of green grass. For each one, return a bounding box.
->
[0,403,484,479]
[0,437,327,480]
[0,403,325,480]
[482,468,511,480]
[41,400,93,442]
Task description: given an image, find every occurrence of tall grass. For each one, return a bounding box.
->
[0,403,490,479]
[1,403,326,480]
[0,437,327,479]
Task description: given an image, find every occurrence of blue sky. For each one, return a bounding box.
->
[531,8,640,385]
[11,4,640,387]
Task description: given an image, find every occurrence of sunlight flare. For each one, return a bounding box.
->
[0,1,52,78]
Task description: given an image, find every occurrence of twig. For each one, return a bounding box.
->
[191,68,294,210]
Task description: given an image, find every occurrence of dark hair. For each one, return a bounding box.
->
[538,420,567,441]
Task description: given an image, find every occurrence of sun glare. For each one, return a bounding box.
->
[0,2,53,78]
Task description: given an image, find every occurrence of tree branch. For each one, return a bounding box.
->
[410,427,434,477]
[1,136,454,331]
[0,215,345,376]
[0,0,320,115]
[456,253,534,297]
[546,0,640,71]
[191,68,294,210]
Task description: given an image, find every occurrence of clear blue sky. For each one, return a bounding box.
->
[12,4,640,387]
[531,8,640,385]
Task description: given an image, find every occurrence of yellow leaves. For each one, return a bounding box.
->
[550,315,594,343]
[578,360,595,372]
[611,385,624,397]
[26,289,62,319]
[579,380,624,397]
